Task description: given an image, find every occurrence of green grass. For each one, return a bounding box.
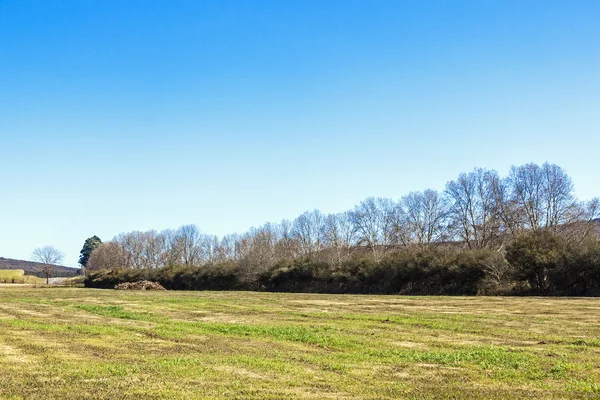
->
[1,288,600,399]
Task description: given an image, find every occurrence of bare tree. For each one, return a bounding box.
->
[238,224,278,273]
[172,225,202,267]
[479,249,514,293]
[491,176,525,239]
[350,197,403,261]
[585,198,600,224]
[506,163,577,233]
[560,197,600,243]
[159,229,181,268]
[291,210,325,258]
[445,168,501,249]
[140,230,169,269]
[321,212,357,266]
[32,245,65,284]
[214,233,240,263]
[197,234,220,264]
[542,163,577,228]
[113,232,138,269]
[274,219,298,261]
[113,230,170,270]
[87,242,127,271]
[400,189,450,248]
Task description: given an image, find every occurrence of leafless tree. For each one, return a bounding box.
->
[171,225,202,267]
[561,197,600,243]
[214,233,240,263]
[195,234,214,264]
[291,210,325,258]
[585,198,600,239]
[350,197,403,261]
[238,224,279,273]
[506,163,577,233]
[321,212,357,266]
[140,230,169,269]
[491,177,525,239]
[274,219,298,260]
[585,198,600,224]
[87,242,127,271]
[114,231,149,269]
[32,245,65,284]
[445,168,501,249]
[400,189,450,248]
[479,249,514,293]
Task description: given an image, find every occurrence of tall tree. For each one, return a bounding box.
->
[291,210,325,258]
[171,225,202,267]
[400,189,450,248]
[79,235,102,269]
[350,197,403,261]
[321,212,357,266]
[32,245,65,284]
[506,162,577,233]
[445,168,501,249]
[242,224,279,271]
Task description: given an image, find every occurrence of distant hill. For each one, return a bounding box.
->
[0,257,79,277]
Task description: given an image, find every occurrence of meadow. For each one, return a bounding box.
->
[0,288,599,399]
[0,270,43,285]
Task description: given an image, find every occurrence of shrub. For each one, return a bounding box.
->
[257,248,490,295]
[506,231,566,294]
[548,238,600,295]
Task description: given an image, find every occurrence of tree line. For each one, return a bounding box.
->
[84,162,600,295]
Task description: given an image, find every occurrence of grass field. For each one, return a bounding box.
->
[0,288,599,399]
[0,269,25,278]
[0,269,43,284]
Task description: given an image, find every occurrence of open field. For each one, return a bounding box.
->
[0,270,25,278]
[0,288,599,399]
[0,270,43,284]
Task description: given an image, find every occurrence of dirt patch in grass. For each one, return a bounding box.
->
[0,343,30,363]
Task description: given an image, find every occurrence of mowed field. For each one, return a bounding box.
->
[0,270,42,285]
[0,288,599,400]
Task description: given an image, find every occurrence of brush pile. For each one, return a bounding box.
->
[114,281,166,291]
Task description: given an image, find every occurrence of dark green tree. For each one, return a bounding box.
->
[79,235,102,268]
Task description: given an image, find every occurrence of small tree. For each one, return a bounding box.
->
[32,246,65,284]
[79,236,102,270]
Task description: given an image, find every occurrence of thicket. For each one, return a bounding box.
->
[506,232,600,295]
[85,235,600,295]
[85,247,486,294]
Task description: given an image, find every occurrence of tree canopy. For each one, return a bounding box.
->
[79,235,102,268]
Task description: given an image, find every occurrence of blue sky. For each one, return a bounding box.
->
[1,0,599,267]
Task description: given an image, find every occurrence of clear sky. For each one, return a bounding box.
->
[1,0,599,267]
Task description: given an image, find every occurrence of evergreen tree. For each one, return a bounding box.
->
[79,236,102,268]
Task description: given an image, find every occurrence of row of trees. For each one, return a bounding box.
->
[86,232,600,295]
[85,162,599,275]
